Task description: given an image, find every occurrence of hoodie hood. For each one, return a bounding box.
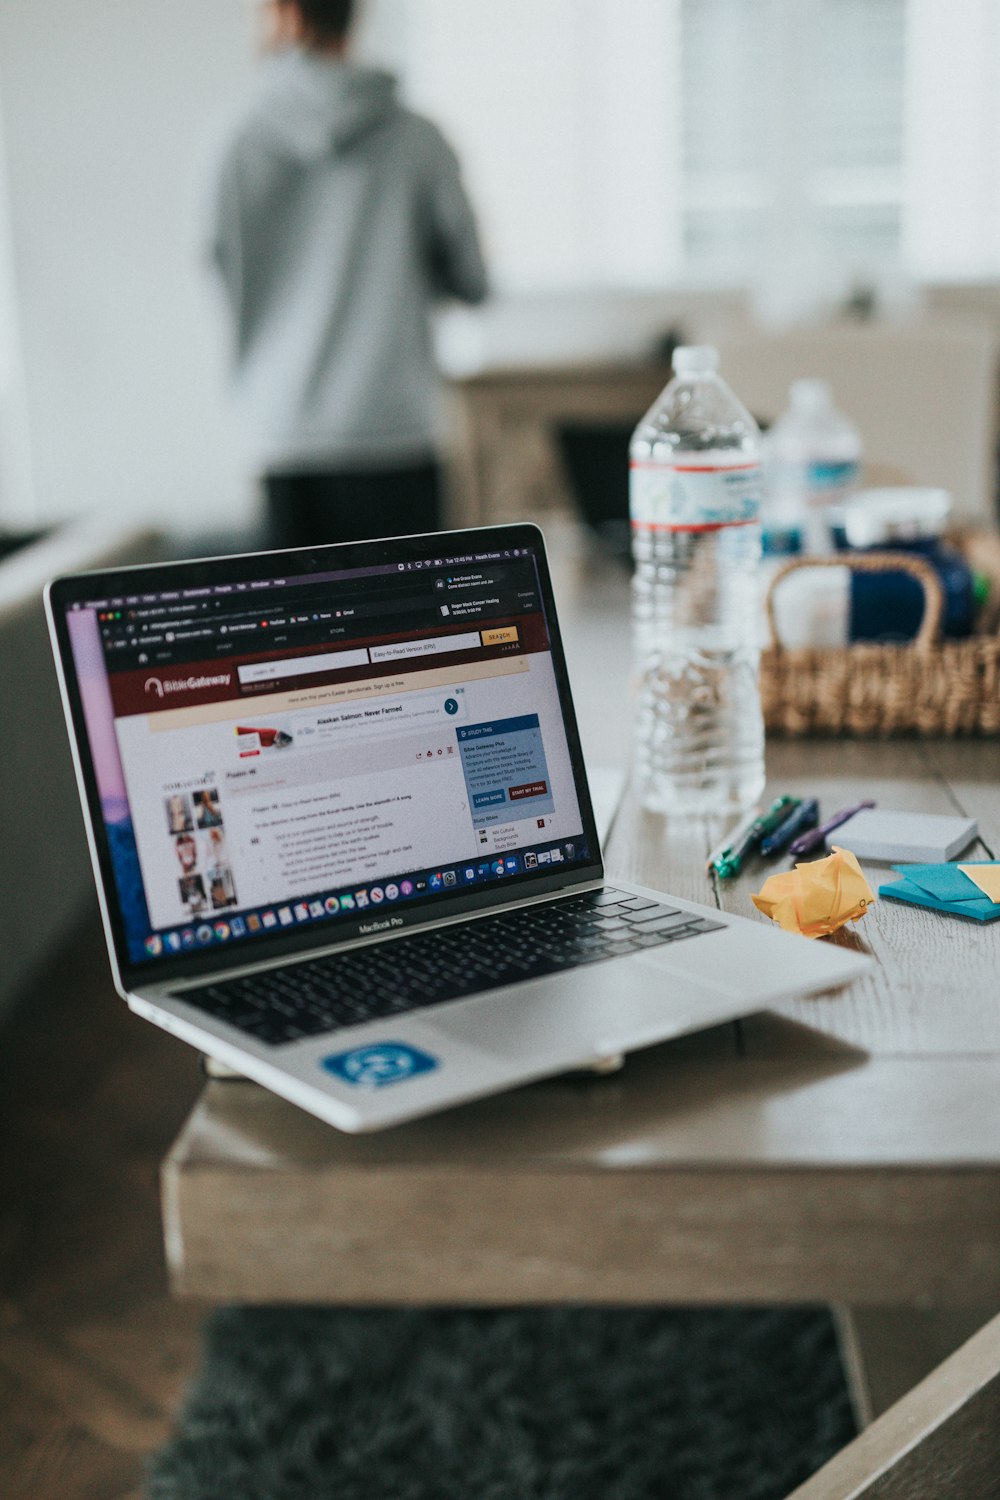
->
[254,52,398,160]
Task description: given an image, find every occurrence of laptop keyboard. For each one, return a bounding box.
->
[180,888,725,1047]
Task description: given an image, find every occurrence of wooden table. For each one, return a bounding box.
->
[162,738,1000,1499]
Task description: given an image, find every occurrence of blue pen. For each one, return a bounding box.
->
[760,798,820,857]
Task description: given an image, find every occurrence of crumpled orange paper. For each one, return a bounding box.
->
[751,845,875,939]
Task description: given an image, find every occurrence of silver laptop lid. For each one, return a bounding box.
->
[46,524,603,990]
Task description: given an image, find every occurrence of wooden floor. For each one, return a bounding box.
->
[0,912,207,1500]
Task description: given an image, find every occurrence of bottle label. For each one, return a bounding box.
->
[630,461,762,530]
[805,459,859,509]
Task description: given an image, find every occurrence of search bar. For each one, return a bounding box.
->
[237,648,370,684]
[369,632,481,663]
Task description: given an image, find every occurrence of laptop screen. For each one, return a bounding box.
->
[51,527,601,978]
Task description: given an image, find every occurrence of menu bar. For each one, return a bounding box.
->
[75,546,538,611]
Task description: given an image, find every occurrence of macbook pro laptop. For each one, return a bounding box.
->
[46,523,868,1132]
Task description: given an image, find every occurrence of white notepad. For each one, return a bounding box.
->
[836,808,978,864]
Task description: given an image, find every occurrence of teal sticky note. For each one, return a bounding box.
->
[880,876,1000,923]
[898,864,985,903]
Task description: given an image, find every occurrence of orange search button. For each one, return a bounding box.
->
[480,626,519,647]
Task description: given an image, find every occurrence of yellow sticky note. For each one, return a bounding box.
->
[958,864,1000,902]
[752,845,875,939]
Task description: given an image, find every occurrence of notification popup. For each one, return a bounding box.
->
[457,715,555,828]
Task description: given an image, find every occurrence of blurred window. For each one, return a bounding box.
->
[679,0,905,293]
[399,0,1000,300]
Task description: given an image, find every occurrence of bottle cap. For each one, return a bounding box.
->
[672,345,719,375]
[841,487,951,547]
[789,378,833,411]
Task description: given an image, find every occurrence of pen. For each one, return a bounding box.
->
[712,795,800,879]
[760,797,820,857]
[787,798,876,858]
[705,806,762,873]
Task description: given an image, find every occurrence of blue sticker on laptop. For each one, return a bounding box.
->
[322,1042,439,1088]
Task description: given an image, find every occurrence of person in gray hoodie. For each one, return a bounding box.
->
[207,0,488,549]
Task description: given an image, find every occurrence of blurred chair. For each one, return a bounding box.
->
[446,362,670,528]
[553,421,633,561]
[789,1308,1000,1500]
[0,515,163,1018]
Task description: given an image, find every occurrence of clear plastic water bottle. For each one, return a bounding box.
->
[630,346,765,816]
[763,378,862,555]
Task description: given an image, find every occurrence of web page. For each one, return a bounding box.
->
[72,548,589,960]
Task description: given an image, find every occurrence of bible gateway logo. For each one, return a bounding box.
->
[144,672,232,699]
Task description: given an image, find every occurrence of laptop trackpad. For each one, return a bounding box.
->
[421,963,731,1065]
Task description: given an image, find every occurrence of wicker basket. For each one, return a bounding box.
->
[760,541,1000,737]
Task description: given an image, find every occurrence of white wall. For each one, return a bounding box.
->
[0,0,257,532]
[2,1,1000,536]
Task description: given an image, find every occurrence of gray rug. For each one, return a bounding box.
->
[145,1306,854,1500]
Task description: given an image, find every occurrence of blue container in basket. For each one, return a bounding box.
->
[833,488,975,642]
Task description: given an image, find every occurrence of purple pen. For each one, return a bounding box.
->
[787,799,876,858]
